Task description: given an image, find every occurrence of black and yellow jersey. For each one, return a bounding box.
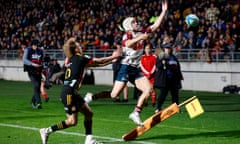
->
[64,54,93,88]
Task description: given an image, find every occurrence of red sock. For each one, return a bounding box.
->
[42,93,48,99]
[134,106,142,113]
[151,90,156,104]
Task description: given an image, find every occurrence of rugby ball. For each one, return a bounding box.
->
[185,14,199,27]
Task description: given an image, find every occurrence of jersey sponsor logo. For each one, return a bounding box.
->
[31,54,41,59]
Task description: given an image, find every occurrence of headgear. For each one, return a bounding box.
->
[122,17,135,31]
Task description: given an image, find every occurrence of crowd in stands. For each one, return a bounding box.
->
[0,0,240,62]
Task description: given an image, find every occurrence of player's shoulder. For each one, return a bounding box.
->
[122,31,133,42]
[125,30,132,35]
[124,31,133,37]
[152,54,157,58]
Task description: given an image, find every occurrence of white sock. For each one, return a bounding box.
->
[85,134,92,144]
[47,127,53,133]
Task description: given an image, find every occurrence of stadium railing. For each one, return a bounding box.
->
[1,49,240,62]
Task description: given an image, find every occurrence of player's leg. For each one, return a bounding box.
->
[84,90,112,104]
[84,64,128,103]
[149,78,156,106]
[111,64,129,100]
[122,85,129,102]
[84,81,126,103]
[40,112,78,144]
[78,96,94,143]
[129,76,152,125]
[40,81,49,102]
[111,81,127,99]
[151,88,157,107]
[40,74,49,102]
[39,88,78,144]
[112,65,121,102]
[79,103,93,142]
[135,76,152,107]
[79,103,101,144]
[133,86,141,100]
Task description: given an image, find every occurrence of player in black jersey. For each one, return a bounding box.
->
[39,38,119,144]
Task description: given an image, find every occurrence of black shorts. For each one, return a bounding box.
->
[60,86,85,114]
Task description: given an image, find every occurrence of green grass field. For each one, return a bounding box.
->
[0,80,239,144]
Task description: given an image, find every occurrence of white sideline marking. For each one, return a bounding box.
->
[0,123,156,144]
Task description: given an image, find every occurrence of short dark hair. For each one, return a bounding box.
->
[31,39,39,46]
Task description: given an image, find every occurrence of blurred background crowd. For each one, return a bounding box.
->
[0,0,239,62]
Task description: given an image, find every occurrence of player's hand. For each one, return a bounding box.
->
[140,33,149,40]
[162,0,168,12]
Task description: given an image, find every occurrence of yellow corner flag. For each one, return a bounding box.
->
[185,97,204,118]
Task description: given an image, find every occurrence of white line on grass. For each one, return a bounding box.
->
[0,123,156,144]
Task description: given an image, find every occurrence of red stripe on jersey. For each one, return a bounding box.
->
[31,59,42,64]
[87,58,94,65]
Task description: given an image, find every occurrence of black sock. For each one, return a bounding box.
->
[93,90,111,99]
[51,121,68,132]
[84,120,92,135]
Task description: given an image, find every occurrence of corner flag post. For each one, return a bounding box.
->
[122,96,204,141]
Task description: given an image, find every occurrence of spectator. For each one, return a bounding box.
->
[22,39,44,109]
[205,3,220,24]
[211,40,222,60]
[154,43,184,112]
[140,42,157,106]
[47,59,62,81]
[40,68,50,103]
[0,0,240,63]
[49,64,65,85]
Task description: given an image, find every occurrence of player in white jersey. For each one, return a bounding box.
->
[112,0,168,125]
[84,0,168,125]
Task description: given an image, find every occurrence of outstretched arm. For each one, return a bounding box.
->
[151,0,168,32]
[87,52,119,67]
